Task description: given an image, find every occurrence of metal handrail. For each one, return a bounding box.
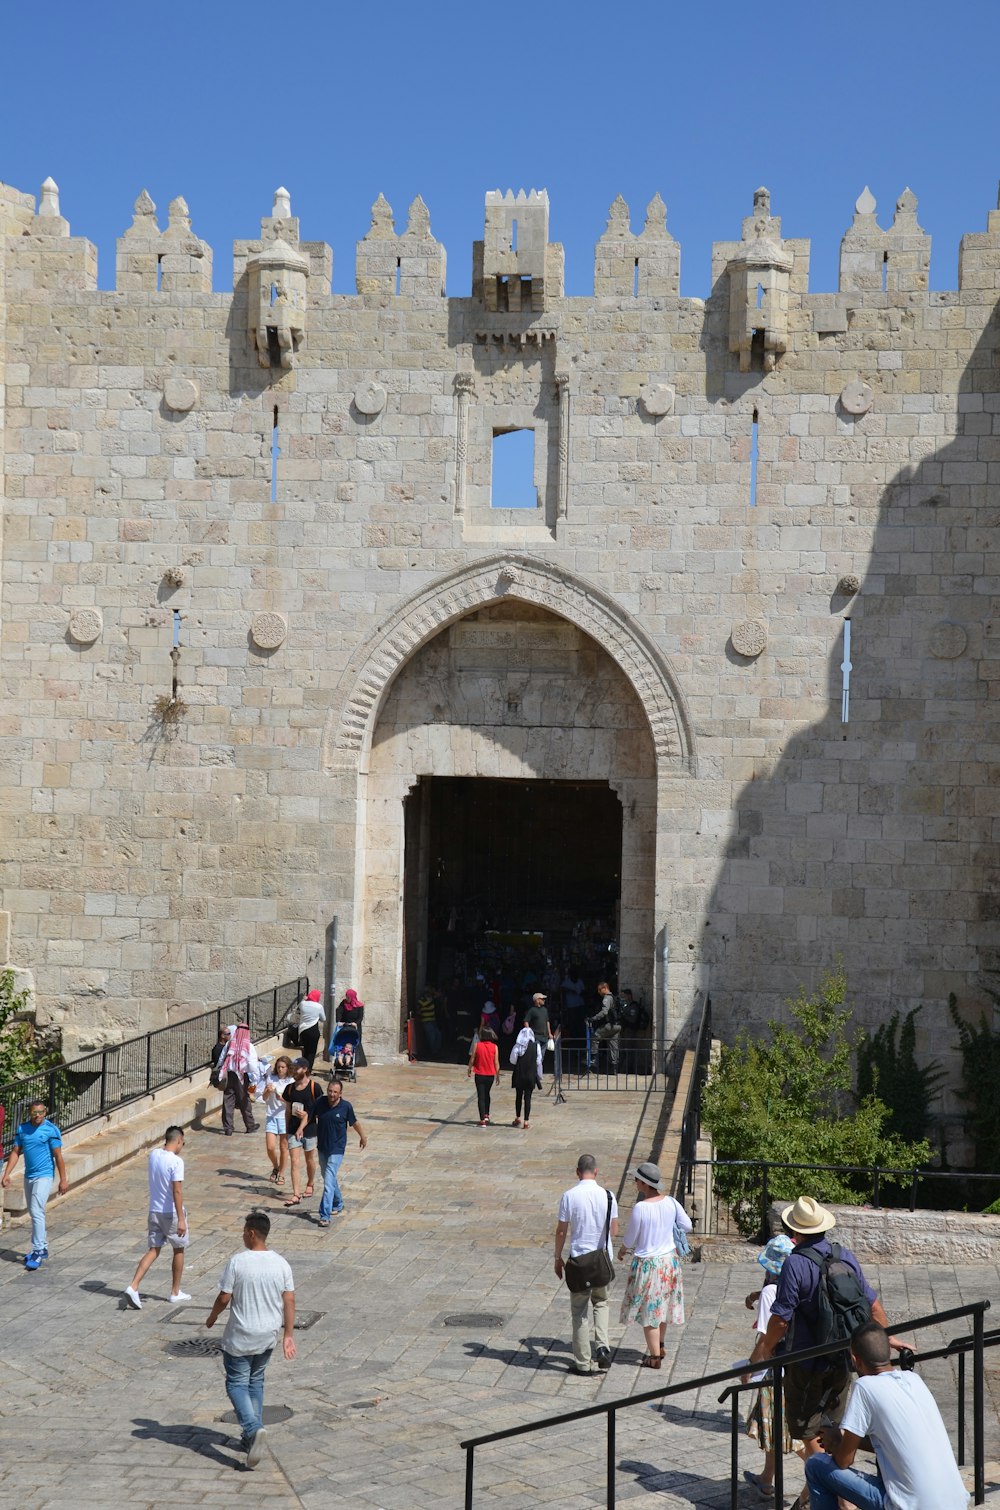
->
[678,1155,1000,1235]
[678,990,713,1172]
[0,975,307,1155]
[459,1298,991,1508]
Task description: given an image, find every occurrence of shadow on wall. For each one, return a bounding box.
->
[703,300,1000,1104]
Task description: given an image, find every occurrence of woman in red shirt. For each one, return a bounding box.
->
[467,1027,500,1126]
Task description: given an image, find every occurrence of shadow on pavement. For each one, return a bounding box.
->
[132,1417,238,1467]
[463,1335,580,1371]
[646,1400,734,1435]
[618,1458,731,1505]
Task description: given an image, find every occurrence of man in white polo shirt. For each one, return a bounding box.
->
[554,1153,619,1376]
[807,1321,968,1509]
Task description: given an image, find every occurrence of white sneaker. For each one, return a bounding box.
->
[125,1285,142,1309]
[246,1427,267,1468]
[168,1290,192,1303]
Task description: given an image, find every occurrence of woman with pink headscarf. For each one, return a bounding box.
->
[294,988,326,1070]
[336,989,365,1036]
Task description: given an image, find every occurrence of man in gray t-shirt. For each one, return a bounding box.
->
[205,1210,296,1470]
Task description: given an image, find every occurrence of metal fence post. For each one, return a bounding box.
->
[974,1307,985,1504]
[761,1163,770,1240]
[730,1392,739,1510]
[957,1350,966,1465]
[99,1048,108,1114]
[607,1407,616,1508]
[465,1445,474,1510]
[873,1166,882,1208]
[145,1034,152,1095]
[773,1362,784,1507]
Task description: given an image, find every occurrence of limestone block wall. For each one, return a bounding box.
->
[0,176,998,1106]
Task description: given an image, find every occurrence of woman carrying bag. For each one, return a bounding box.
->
[509,1024,542,1129]
[617,1160,692,1368]
[294,988,325,1069]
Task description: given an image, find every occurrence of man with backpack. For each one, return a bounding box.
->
[588,982,622,1070]
[746,1196,895,1481]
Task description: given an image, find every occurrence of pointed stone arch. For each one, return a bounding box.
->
[325,553,695,772]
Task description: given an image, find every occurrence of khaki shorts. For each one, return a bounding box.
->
[148,1208,189,1250]
[783,1358,851,1440]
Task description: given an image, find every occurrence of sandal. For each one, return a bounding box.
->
[639,1354,662,1369]
[268,1170,279,1183]
[283,1196,301,1207]
[303,1186,314,1197]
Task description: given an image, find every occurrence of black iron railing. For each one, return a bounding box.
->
[460,1298,992,1508]
[679,1155,1000,1240]
[553,1033,659,1091]
[0,976,306,1156]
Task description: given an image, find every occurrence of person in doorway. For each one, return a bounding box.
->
[416,987,442,1057]
[213,1023,260,1136]
[554,1153,619,1375]
[281,1059,322,1207]
[525,992,551,1045]
[616,1161,691,1367]
[124,1126,191,1308]
[262,1055,294,1185]
[510,1022,542,1129]
[807,1322,969,1509]
[589,982,621,1070]
[314,1077,367,1225]
[205,1210,296,1471]
[468,1024,500,1125]
[294,988,325,1070]
[561,967,586,1040]
[1,1097,69,1269]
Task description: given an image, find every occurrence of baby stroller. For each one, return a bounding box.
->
[329,1022,360,1081]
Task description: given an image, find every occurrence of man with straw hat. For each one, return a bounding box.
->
[746,1195,895,1486]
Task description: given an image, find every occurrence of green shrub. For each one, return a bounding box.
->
[701,967,931,1237]
[0,968,61,1086]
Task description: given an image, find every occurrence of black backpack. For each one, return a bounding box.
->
[795,1241,872,1360]
[512,1034,539,1089]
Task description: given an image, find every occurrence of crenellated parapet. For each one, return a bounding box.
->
[115,189,211,293]
[5,177,97,291]
[473,189,564,312]
[594,192,680,299]
[355,193,446,298]
[839,186,930,294]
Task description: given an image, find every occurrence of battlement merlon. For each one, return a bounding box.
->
[5,176,1000,303]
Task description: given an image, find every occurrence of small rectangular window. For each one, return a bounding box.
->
[271,406,279,503]
[749,410,759,507]
[511,218,518,251]
[841,618,852,723]
[491,428,537,509]
[395,257,401,296]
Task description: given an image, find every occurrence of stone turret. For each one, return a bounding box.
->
[473,189,564,313]
[725,188,794,374]
[839,186,931,294]
[246,187,310,369]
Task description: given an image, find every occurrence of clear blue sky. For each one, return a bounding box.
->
[4,1,999,298]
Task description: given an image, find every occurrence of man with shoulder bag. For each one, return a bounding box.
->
[554,1153,619,1375]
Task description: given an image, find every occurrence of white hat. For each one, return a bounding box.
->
[781,1195,836,1235]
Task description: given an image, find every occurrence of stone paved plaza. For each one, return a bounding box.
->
[0,1063,997,1508]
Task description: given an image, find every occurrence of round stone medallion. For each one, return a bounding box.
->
[354,380,387,416]
[163,377,199,413]
[840,380,874,416]
[641,382,675,418]
[731,619,767,658]
[837,574,861,596]
[68,607,102,644]
[928,621,967,660]
[250,611,287,650]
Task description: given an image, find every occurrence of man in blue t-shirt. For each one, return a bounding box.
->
[1,1098,69,1268]
[313,1078,367,1226]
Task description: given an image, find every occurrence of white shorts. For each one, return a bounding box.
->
[148,1208,189,1250]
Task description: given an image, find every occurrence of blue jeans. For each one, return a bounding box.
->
[25,1176,53,1251]
[222,1347,272,1441]
[318,1151,344,1219]
[805,1452,885,1510]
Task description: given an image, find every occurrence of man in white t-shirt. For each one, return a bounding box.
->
[554,1153,619,1375]
[124,1126,190,1309]
[807,1322,969,1510]
[206,1210,296,1470]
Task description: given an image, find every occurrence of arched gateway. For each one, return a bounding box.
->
[323,555,696,1058]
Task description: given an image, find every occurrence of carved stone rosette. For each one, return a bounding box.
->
[556,372,571,520]
[453,373,476,519]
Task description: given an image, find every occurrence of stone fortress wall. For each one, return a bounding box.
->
[1,173,998,1131]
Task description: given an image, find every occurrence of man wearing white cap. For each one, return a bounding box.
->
[746,1195,893,1475]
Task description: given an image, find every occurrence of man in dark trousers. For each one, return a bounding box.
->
[746,1196,895,1472]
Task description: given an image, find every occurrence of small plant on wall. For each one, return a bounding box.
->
[151,691,187,727]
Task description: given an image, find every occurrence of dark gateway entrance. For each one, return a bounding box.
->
[402,776,623,1052]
